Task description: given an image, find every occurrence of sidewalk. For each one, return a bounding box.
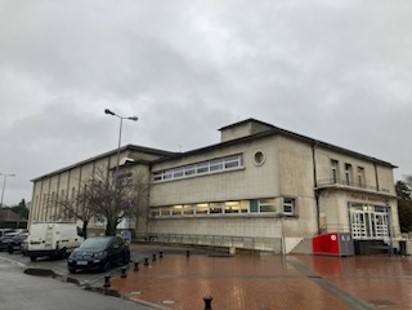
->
[97,244,412,309]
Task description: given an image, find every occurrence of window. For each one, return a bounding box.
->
[283,198,296,215]
[183,205,194,215]
[357,167,365,188]
[184,166,196,176]
[160,207,171,216]
[254,151,265,166]
[259,199,276,213]
[224,201,240,214]
[210,202,224,214]
[173,169,184,178]
[344,163,353,186]
[210,159,224,172]
[197,163,209,174]
[150,208,160,217]
[172,205,183,216]
[331,160,339,183]
[152,154,243,182]
[224,156,242,169]
[195,203,209,215]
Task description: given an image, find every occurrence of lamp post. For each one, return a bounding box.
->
[0,173,16,208]
[104,109,138,184]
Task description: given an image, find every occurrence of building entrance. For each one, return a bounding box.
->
[349,204,389,240]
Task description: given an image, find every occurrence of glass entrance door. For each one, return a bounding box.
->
[349,204,389,240]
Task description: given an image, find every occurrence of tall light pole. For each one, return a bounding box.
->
[104,109,138,184]
[0,173,16,208]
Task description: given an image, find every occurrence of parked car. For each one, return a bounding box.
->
[0,228,16,238]
[67,236,130,273]
[0,232,19,251]
[7,233,28,254]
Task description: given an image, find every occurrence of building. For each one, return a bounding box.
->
[29,119,400,254]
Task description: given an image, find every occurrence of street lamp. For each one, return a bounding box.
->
[0,173,16,208]
[104,109,138,183]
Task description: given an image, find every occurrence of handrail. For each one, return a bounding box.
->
[316,178,390,193]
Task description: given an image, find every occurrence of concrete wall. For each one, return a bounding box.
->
[150,136,280,206]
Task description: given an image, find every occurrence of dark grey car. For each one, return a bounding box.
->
[67,236,130,273]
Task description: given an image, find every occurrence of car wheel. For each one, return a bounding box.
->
[122,251,130,265]
[101,260,110,272]
[30,256,37,262]
[68,268,76,274]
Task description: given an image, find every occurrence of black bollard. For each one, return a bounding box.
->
[134,261,139,271]
[186,250,190,257]
[103,275,111,288]
[159,251,163,258]
[152,253,157,261]
[203,296,213,310]
[144,257,149,266]
[121,267,127,278]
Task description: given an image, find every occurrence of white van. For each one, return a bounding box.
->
[28,222,83,261]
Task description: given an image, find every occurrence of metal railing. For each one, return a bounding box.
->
[135,233,283,254]
[316,178,390,193]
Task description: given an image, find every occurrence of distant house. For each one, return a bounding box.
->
[0,208,21,222]
[29,118,400,255]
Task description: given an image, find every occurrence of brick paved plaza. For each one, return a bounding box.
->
[107,245,411,309]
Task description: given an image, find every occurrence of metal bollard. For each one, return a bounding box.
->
[152,253,157,261]
[159,251,163,258]
[103,275,111,288]
[186,250,190,257]
[134,261,139,271]
[121,267,127,278]
[144,257,149,266]
[203,296,213,310]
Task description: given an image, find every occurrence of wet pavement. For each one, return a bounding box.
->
[104,245,412,310]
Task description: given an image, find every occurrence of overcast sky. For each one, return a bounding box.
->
[1,1,411,206]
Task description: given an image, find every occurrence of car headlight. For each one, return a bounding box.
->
[93,251,107,258]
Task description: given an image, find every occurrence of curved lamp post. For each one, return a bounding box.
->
[104,109,138,183]
[0,173,16,208]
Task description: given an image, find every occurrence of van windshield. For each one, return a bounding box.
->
[79,238,111,249]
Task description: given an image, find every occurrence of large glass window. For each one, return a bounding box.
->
[195,203,209,215]
[224,201,240,214]
[259,199,276,213]
[349,203,389,240]
[172,205,183,216]
[183,204,194,215]
[152,154,243,182]
[210,202,224,214]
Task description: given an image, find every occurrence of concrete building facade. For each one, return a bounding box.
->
[29,119,400,254]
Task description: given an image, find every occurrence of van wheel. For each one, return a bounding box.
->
[60,248,67,258]
[68,268,76,274]
[30,256,36,262]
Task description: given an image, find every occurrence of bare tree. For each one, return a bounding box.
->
[92,168,149,236]
[53,165,150,237]
[53,184,95,239]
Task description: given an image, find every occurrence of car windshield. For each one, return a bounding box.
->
[13,234,27,241]
[79,237,111,250]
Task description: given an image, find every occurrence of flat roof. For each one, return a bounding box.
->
[154,119,397,168]
[31,145,177,182]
